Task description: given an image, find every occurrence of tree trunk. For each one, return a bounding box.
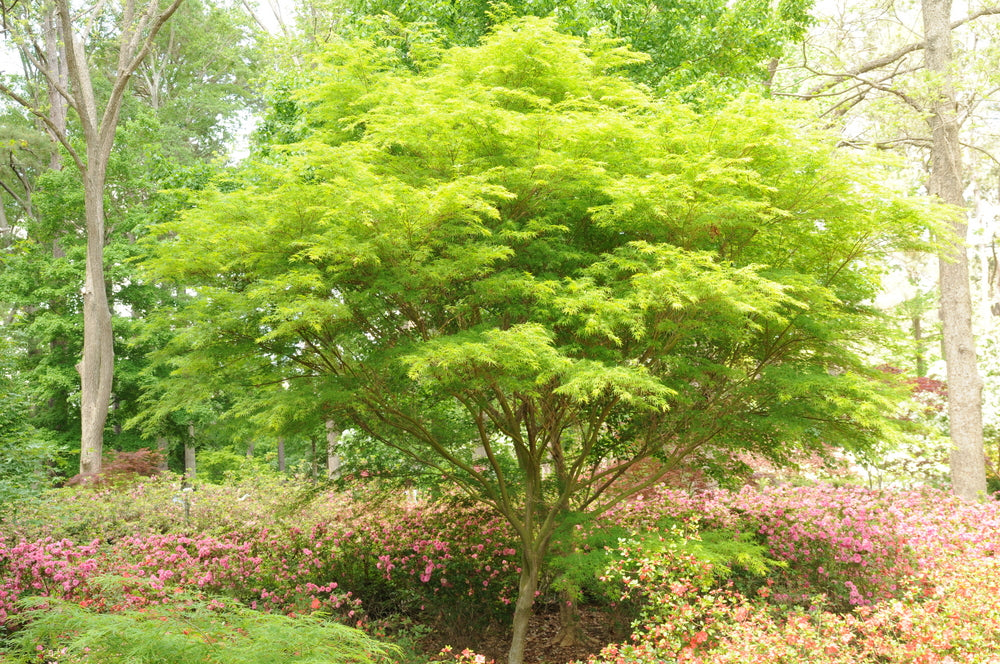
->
[922,0,987,500]
[77,153,114,476]
[184,424,197,482]
[508,551,541,664]
[310,437,318,480]
[41,6,68,171]
[277,436,286,473]
[325,419,341,479]
[156,436,169,471]
[912,315,926,377]
[0,191,8,239]
[59,8,117,477]
[551,589,593,647]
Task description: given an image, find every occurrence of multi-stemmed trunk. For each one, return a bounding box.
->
[508,546,543,664]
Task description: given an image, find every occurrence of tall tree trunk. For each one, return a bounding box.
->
[912,315,926,377]
[156,436,169,471]
[277,436,286,473]
[923,0,987,500]
[325,419,341,479]
[42,6,68,171]
[184,424,196,482]
[55,0,186,474]
[0,191,8,238]
[77,156,114,475]
[310,437,318,480]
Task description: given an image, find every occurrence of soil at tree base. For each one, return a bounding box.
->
[421,605,624,664]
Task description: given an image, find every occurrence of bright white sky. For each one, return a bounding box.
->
[252,0,297,33]
[0,0,295,75]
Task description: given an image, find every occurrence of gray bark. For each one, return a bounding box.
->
[184,424,196,481]
[156,436,169,471]
[62,9,116,475]
[0,191,8,237]
[923,0,988,499]
[42,7,68,171]
[52,0,186,475]
[325,419,341,479]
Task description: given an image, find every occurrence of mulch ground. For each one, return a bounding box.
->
[422,605,626,664]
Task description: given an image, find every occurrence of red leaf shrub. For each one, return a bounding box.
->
[65,449,163,487]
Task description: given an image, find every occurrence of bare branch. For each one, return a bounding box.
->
[0,78,83,172]
[0,160,30,214]
[14,43,78,121]
[805,5,1000,97]
[837,135,1000,167]
[239,0,269,33]
[101,0,186,148]
[845,71,926,113]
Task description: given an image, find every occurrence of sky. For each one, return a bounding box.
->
[0,0,295,76]
[251,0,297,33]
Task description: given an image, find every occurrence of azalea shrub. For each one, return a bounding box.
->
[4,473,302,543]
[590,483,919,613]
[0,480,521,639]
[588,487,1000,664]
[0,537,102,624]
[249,491,520,634]
[724,484,919,611]
[589,555,1000,664]
[8,477,1000,664]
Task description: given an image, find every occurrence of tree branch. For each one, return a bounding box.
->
[101,0,186,150]
[804,5,1000,97]
[0,79,83,172]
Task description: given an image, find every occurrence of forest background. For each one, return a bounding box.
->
[3,0,1000,663]
[4,0,1000,501]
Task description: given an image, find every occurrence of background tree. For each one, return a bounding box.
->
[140,20,938,663]
[0,0,260,471]
[773,0,1000,498]
[283,0,814,97]
[0,0,189,474]
[922,0,987,498]
[0,337,60,506]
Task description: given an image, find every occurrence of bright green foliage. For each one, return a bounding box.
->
[307,0,812,95]
[6,586,392,664]
[145,17,930,490]
[0,339,60,506]
[0,0,261,471]
[140,19,935,647]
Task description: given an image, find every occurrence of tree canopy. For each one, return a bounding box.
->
[294,0,814,96]
[139,17,939,662]
[0,0,261,469]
